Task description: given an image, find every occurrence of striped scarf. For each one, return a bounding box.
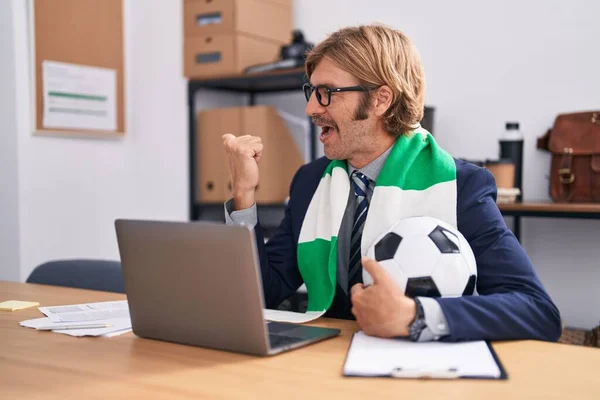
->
[297,128,457,312]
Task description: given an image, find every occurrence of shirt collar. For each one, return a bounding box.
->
[348,144,394,183]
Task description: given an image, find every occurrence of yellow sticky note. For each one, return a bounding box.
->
[0,300,40,311]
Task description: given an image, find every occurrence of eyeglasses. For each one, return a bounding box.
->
[302,83,377,107]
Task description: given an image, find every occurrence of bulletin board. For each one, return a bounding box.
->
[30,0,125,137]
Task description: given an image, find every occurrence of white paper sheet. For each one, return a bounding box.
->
[263,309,325,323]
[20,317,132,337]
[344,331,502,379]
[39,300,129,323]
[42,60,117,131]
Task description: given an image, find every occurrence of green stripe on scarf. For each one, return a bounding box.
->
[377,132,456,189]
[297,128,456,312]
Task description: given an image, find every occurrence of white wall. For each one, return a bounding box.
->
[0,0,21,282]
[10,0,188,282]
[293,0,600,328]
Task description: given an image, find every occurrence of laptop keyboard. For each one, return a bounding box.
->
[268,334,304,348]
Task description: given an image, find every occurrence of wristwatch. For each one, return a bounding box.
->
[408,298,427,342]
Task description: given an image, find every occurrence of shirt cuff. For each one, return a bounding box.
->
[415,296,451,341]
[224,198,258,228]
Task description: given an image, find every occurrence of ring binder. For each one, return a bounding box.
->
[390,367,460,379]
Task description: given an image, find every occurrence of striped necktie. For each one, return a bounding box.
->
[348,171,372,284]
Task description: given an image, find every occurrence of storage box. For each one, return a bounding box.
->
[196,105,304,203]
[184,33,280,78]
[184,0,292,44]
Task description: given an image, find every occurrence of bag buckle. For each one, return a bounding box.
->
[559,169,575,184]
[559,147,575,184]
[593,112,600,125]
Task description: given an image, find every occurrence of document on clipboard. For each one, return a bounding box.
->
[343,331,507,380]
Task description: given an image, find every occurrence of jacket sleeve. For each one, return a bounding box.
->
[253,168,304,309]
[436,166,562,342]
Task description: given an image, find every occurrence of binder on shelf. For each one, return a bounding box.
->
[196,105,304,204]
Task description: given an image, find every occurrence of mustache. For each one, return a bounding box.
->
[311,116,339,131]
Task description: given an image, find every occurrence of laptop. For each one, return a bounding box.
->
[115,219,340,356]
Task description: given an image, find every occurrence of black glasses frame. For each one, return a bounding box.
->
[302,83,376,107]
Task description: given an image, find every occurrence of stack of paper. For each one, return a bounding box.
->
[20,300,132,337]
[263,309,324,323]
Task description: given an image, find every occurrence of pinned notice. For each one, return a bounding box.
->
[42,60,117,131]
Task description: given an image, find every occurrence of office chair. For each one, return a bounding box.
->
[27,259,125,293]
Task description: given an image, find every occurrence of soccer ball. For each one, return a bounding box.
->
[363,216,477,298]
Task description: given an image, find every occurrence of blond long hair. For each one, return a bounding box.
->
[305,25,425,136]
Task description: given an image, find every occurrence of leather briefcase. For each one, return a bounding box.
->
[537,111,600,202]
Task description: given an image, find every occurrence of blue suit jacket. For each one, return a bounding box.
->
[253,157,562,342]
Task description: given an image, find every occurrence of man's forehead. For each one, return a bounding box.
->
[310,58,357,86]
[308,79,338,87]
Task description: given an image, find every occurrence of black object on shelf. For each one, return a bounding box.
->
[188,68,317,229]
[280,30,314,63]
[245,29,314,75]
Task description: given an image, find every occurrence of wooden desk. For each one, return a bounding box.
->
[498,202,600,241]
[1,282,599,399]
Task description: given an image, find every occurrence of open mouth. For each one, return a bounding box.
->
[319,124,337,141]
[313,117,338,142]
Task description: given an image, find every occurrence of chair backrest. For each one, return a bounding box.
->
[27,259,125,293]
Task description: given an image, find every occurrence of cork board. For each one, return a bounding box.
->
[31,0,125,137]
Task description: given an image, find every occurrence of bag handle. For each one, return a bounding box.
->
[537,129,552,151]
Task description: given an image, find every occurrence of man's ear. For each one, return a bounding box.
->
[373,85,393,117]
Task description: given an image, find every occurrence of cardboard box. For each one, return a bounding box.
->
[184,0,292,44]
[184,33,280,78]
[197,105,304,204]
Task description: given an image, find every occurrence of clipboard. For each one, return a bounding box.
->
[343,331,508,380]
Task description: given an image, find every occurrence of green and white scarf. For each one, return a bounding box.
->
[297,127,457,312]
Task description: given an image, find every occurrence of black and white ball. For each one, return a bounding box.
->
[363,216,477,298]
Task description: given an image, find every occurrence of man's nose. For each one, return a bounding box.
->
[305,92,326,116]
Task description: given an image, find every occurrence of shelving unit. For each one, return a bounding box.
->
[498,201,600,242]
[187,68,316,230]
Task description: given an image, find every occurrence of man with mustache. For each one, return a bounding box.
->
[222,24,561,342]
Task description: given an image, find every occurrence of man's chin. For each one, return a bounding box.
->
[323,147,346,161]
